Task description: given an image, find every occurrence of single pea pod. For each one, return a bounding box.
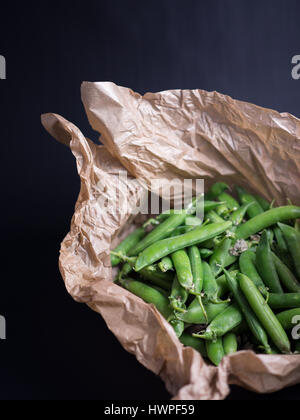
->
[215,202,230,217]
[278,223,300,280]
[206,338,225,366]
[223,332,238,355]
[254,195,271,211]
[158,256,174,273]
[238,273,291,354]
[218,192,239,212]
[119,277,172,319]
[235,206,300,240]
[188,246,207,321]
[223,269,272,354]
[135,221,232,271]
[129,212,188,256]
[180,332,207,357]
[209,235,235,277]
[206,182,230,200]
[111,227,145,266]
[272,252,300,293]
[177,298,230,324]
[256,231,283,294]
[268,293,300,310]
[193,304,243,341]
[169,275,189,313]
[171,249,194,291]
[236,186,264,219]
[239,250,267,294]
[276,308,300,330]
[203,262,230,304]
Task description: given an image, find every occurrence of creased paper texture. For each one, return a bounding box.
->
[42,82,300,400]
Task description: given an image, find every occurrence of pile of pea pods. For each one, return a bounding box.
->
[111,182,300,366]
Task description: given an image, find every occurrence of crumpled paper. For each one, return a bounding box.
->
[41,82,300,400]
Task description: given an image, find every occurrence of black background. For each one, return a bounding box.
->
[1,0,300,400]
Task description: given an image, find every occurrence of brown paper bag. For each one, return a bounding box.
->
[41,82,300,400]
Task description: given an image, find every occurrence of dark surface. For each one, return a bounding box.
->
[1,0,300,400]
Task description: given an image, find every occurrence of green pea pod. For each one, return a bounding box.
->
[206,338,225,366]
[223,269,272,354]
[171,249,194,291]
[256,231,283,294]
[203,262,230,304]
[209,236,234,277]
[199,248,214,258]
[273,227,293,269]
[180,332,207,357]
[223,332,238,355]
[188,246,207,321]
[205,210,225,223]
[295,220,300,234]
[111,227,145,266]
[193,304,243,341]
[238,273,291,354]
[204,201,227,213]
[119,277,172,319]
[276,308,300,330]
[216,203,230,217]
[169,275,189,313]
[255,195,271,211]
[129,212,188,256]
[206,182,230,200]
[239,250,267,294]
[268,293,300,310]
[169,317,185,338]
[236,186,264,219]
[185,216,203,226]
[278,223,300,279]
[235,206,300,240]
[150,285,169,298]
[230,203,253,226]
[177,298,230,324]
[135,221,232,271]
[158,257,174,273]
[170,226,195,236]
[218,192,239,212]
[272,252,300,293]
